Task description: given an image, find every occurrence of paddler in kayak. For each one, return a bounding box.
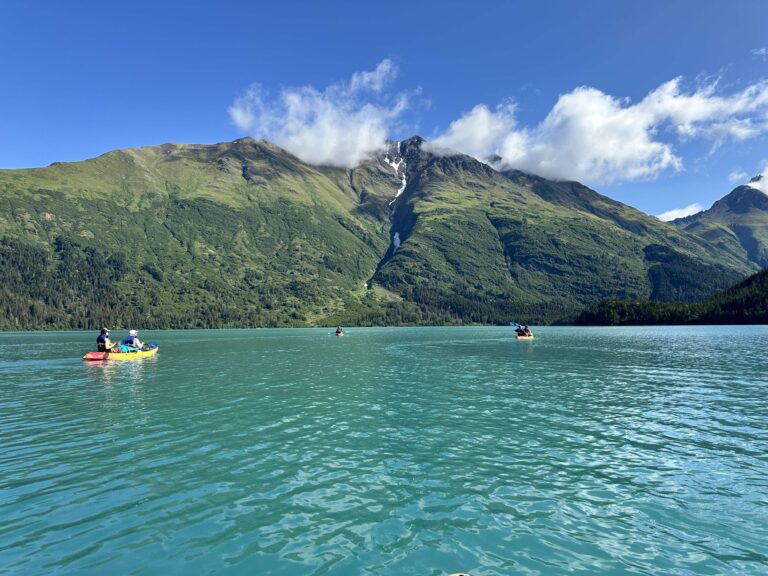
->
[514,324,533,338]
[96,328,115,352]
[120,329,145,351]
[335,326,344,336]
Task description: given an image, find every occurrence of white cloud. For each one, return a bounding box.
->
[229,60,410,168]
[230,67,768,184]
[432,78,768,185]
[753,47,768,62]
[349,60,397,93]
[746,163,768,194]
[657,203,704,221]
[729,169,748,183]
[429,102,517,159]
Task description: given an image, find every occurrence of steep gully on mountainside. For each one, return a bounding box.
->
[361,140,411,290]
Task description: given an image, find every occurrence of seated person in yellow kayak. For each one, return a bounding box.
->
[96,328,114,352]
[120,329,145,351]
[514,325,533,337]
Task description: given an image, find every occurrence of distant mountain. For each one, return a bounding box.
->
[0,137,758,329]
[672,176,768,267]
[575,267,768,326]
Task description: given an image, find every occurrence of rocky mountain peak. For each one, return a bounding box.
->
[714,183,768,214]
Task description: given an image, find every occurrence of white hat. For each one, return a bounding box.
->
[129,329,138,336]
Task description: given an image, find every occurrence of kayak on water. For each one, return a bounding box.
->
[83,344,159,361]
[511,322,534,339]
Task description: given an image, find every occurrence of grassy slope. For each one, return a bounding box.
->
[672,185,768,267]
[0,137,758,328]
[0,139,399,329]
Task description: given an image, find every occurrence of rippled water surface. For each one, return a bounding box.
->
[1,326,768,575]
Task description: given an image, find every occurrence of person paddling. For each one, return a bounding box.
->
[513,323,533,338]
[121,329,144,351]
[96,328,114,352]
[523,325,532,336]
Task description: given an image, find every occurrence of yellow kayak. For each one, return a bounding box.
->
[83,347,159,361]
[515,335,534,340]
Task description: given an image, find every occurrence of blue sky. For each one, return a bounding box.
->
[2,0,767,216]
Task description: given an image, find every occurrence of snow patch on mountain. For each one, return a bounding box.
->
[390,173,407,205]
[384,156,402,173]
[384,141,407,205]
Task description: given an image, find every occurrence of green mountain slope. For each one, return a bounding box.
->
[0,137,758,329]
[359,138,755,324]
[0,139,398,328]
[575,267,768,325]
[672,178,768,267]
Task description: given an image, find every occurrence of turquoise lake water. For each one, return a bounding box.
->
[1,326,767,575]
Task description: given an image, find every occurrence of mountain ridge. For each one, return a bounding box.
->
[671,179,768,267]
[0,137,759,329]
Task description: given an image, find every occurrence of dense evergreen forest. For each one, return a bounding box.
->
[576,268,768,325]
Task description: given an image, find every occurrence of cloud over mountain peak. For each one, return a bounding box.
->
[231,65,768,188]
[229,60,411,168]
[432,78,768,186]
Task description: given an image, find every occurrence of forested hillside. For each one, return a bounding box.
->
[575,268,768,325]
[0,137,758,329]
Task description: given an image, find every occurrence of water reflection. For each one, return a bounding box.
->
[83,356,155,387]
[83,356,159,430]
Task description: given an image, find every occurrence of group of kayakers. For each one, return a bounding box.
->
[95,323,527,353]
[96,328,146,352]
